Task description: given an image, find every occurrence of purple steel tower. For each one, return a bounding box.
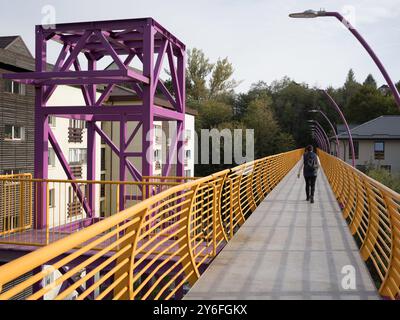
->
[2,18,186,227]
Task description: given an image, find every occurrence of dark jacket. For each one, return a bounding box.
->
[303,151,318,177]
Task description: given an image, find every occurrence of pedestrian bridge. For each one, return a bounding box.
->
[0,149,399,300]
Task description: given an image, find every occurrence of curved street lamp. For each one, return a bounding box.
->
[308,120,331,154]
[311,129,323,150]
[310,130,323,150]
[310,127,326,152]
[289,9,400,109]
[309,123,327,152]
[321,89,355,166]
[309,109,340,156]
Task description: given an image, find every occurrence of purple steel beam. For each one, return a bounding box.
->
[119,115,127,211]
[321,90,355,167]
[176,48,186,177]
[125,122,142,149]
[87,58,96,215]
[167,43,183,112]
[48,126,92,217]
[142,21,155,184]
[41,105,144,115]
[34,26,48,229]
[152,40,168,96]
[93,124,142,181]
[5,70,149,84]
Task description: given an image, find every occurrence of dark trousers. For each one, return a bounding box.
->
[304,176,317,199]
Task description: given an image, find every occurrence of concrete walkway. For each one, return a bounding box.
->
[185,162,379,300]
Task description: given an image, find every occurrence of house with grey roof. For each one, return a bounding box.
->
[333,115,400,173]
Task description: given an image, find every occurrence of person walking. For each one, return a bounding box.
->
[297,145,320,203]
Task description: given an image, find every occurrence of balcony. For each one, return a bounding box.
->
[67,201,83,218]
[70,163,83,178]
[68,127,83,143]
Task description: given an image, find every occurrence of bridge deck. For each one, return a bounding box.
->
[185,161,380,300]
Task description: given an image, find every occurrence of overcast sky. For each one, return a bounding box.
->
[1,0,399,92]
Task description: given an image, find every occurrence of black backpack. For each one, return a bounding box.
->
[304,152,319,173]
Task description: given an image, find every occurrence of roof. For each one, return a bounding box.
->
[337,116,400,140]
[0,36,19,49]
[336,124,359,135]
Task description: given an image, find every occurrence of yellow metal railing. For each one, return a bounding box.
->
[0,176,193,246]
[0,174,33,237]
[319,150,400,300]
[0,149,302,300]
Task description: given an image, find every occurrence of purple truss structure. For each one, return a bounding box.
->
[3,18,186,228]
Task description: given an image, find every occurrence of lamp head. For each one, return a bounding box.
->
[289,9,326,19]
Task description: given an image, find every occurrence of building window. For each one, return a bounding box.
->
[100,174,106,198]
[154,125,162,144]
[4,125,25,141]
[350,141,359,160]
[69,119,85,129]
[48,188,55,208]
[48,116,56,127]
[48,148,56,167]
[185,129,191,141]
[4,79,26,95]
[154,149,161,162]
[69,148,87,164]
[101,147,106,171]
[185,150,191,160]
[374,141,385,160]
[3,169,21,175]
[100,200,106,218]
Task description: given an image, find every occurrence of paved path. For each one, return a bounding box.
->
[185,162,379,300]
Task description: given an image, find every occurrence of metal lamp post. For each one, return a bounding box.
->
[308,120,331,154]
[309,109,340,156]
[310,127,325,151]
[321,90,355,166]
[309,123,327,152]
[310,128,322,149]
[311,129,323,150]
[289,9,400,109]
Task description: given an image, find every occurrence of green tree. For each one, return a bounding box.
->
[186,48,214,101]
[363,74,377,88]
[208,57,238,99]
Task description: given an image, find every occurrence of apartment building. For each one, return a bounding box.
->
[335,116,400,173]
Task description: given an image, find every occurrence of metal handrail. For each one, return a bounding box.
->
[319,150,400,299]
[0,149,302,300]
